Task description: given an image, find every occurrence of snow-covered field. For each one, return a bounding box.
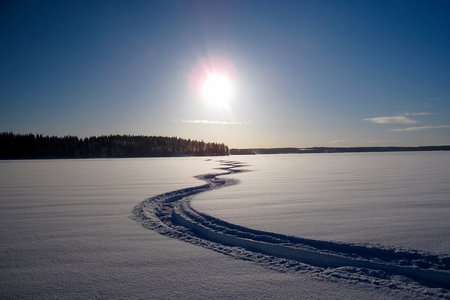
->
[1,154,449,299]
[194,152,450,254]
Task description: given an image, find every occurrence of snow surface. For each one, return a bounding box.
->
[1,156,448,299]
[193,152,450,255]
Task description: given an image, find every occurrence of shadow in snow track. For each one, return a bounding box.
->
[133,160,450,296]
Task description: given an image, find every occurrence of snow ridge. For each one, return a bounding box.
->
[133,160,450,298]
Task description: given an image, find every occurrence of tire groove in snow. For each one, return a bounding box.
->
[133,160,450,298]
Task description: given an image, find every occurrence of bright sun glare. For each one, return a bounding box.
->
[201,72,233,106]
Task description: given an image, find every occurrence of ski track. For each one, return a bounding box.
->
[133,160,450,299]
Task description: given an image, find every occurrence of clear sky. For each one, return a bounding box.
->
[1,0,449,148]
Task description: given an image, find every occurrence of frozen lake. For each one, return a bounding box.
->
[1,153,449,299]
[194,152,450,255]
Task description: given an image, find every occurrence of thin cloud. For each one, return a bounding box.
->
[178,119,250,125]
[389,125,450,132]
[328,139,345,144]
[402,112,434,116]
[365,139,395,144]
[365,116,418,124]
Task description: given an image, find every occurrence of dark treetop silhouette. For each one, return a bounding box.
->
[0,132,229,159]
[230,146,450,155]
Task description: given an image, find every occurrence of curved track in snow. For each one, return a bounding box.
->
[133,160,450,297]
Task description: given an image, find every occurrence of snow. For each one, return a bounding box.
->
[193,152,450,254]
[1,156,449,299]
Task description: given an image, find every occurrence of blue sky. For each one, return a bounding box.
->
[1,0,449,147]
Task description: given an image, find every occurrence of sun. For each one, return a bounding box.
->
[201,72,233,107]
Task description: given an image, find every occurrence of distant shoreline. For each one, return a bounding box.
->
[0,132,229,159]
[230,146,450,155]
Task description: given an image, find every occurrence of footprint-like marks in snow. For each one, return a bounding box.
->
[133,160,450,298]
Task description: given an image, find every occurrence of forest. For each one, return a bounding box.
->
[230,146,450,155]
[0,132,229,159]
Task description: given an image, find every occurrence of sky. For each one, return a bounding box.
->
[1,0,449,148]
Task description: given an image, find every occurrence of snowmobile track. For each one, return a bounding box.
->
[133,160,450,296]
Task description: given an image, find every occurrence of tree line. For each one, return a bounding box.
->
[230,146,450,155]
[0,132,229,159]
